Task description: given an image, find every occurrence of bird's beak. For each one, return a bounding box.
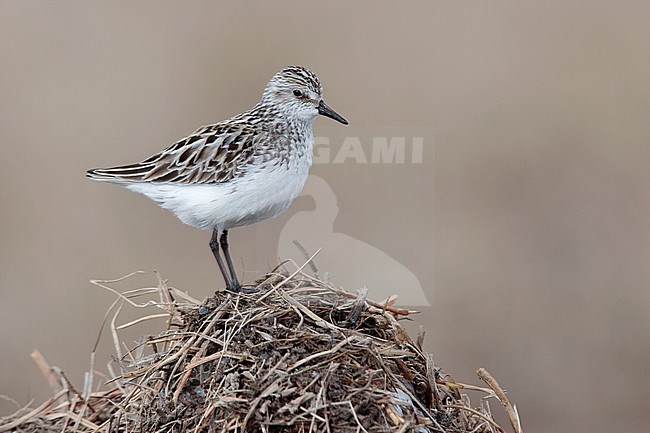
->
[318,100,348,125]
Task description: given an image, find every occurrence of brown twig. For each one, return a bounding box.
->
[477,368,522,433]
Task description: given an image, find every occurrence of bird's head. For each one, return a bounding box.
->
[261,66,348,125]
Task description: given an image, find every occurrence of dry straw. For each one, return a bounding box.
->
[0,260,522,433]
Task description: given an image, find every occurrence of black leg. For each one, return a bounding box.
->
[210,228,233,290]
[220,230,241,291]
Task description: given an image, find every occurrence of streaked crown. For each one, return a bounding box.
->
[267,66,323,96]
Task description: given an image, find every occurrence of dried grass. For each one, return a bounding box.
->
[0,261,523,433]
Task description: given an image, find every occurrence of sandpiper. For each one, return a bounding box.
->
[87,66,348,291]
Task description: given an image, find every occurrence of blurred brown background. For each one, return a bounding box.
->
[2,1,650,432]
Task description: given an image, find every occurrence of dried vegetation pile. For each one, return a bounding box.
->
[0,265,522,433]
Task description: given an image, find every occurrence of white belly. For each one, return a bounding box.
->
[123,159,311,230]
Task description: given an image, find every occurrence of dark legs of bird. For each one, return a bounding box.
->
[210,229,241,292]
[220,230,241,290]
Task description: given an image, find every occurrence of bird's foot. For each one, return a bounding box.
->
[224,283,258,294]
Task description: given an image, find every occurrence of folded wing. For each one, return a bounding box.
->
[87,123,258,185]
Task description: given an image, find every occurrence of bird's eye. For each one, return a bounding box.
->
[293,89,303,97]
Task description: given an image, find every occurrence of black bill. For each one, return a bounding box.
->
[318,100,348,125]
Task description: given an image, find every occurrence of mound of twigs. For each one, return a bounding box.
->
[0,265,522,433]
